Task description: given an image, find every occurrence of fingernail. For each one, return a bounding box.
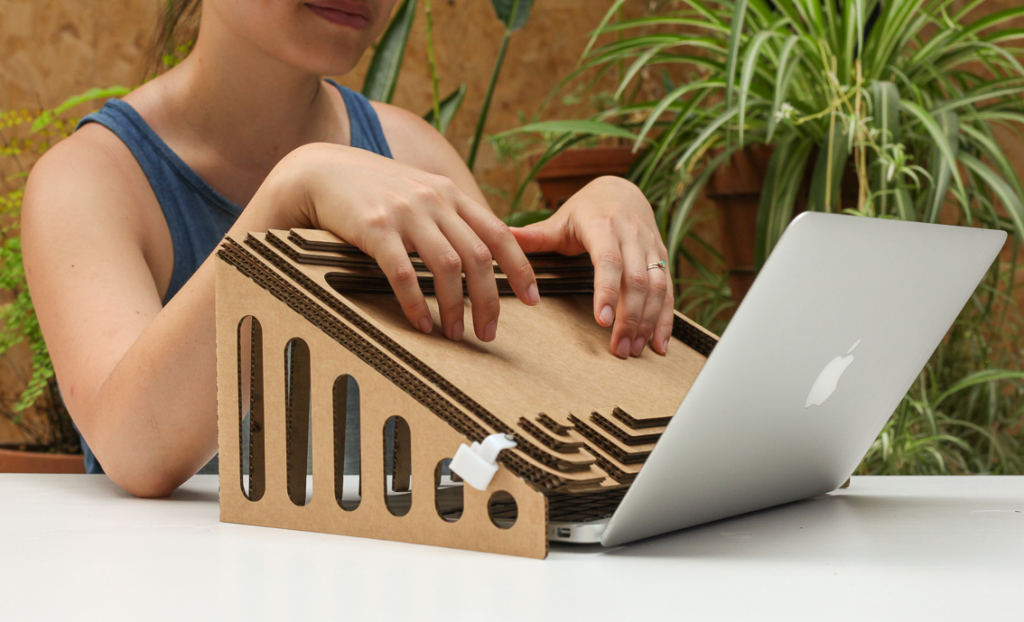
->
[616,337,631,359]
[451,319,464,341]
[599,305,614,326]
[632,336,646,357]
[484,320,498,342]
[527,282,540,305]
[418,316,433,334]
[661,338,670,355]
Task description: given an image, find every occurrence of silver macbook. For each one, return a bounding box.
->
[547,212,1006,546]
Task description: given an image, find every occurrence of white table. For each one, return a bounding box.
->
[1,475,1021,620]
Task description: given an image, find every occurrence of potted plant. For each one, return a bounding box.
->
[500,0,1024,474]
[503,0,1024,293]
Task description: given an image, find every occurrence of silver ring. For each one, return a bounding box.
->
[646,260,667,271]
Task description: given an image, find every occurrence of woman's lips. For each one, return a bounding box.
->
[305,3,371,31]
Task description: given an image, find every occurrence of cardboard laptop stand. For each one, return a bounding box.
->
[216,229,719,559]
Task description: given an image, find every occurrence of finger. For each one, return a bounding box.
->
[436,216,501,342]
[652,270,675,356]
[455,194,540,306]
[585,232,624,331]
[509,213,572,254]
[408,225,467,341]
[611,239,649,359]
[373,237,434,334]
[631,255,669,357]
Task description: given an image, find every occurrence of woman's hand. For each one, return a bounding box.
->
[511,176,673,359]
[280,143,540,342]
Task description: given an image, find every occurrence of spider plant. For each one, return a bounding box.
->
[507,0,1024,266]
[499,0,1024,473]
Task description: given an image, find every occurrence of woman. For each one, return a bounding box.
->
[21,0,674,497]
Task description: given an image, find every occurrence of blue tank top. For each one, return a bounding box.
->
[73,80,393,474]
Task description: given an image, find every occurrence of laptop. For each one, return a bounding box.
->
[546,212,1006,546]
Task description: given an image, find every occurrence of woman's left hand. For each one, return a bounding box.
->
[511,176,673,359]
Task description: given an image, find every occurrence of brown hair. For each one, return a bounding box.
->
[139,0,203,82]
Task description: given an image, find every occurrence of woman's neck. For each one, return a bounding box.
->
[125,13,349,205]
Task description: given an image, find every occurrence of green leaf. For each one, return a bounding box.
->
[723,0,750,121]
[492,120,639,142]
[676,106,740,177]
[755,137,813,268]
[934,369,1024,408]
[738,29,779,146]
[362,0,418,103]
[581,0,629,61]
[666,149,734,266]
[923,110,959,223]
[634,80,722,149]
[423,84,466,135]
[900,100,966,206]
[870,81,900,217]
[767,35,802,143]
[504,209,553,227]
[491,0,534,32]
[807,115,850,213]
[960,152,1024,249]
[30,85,130,133]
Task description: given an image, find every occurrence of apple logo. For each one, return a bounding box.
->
[805,339,862,408]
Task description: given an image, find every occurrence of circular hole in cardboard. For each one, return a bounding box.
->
[488,491,518,529]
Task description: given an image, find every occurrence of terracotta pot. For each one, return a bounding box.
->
[0,446,85,474]
[707,145,862,306]
[534,146,638,209]
[706,145,775,305]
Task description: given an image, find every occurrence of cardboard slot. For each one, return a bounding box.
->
[611,406,672,430]
[285,338,312,506]
[517,417,584,453]
[488,491,518,529]
[269,229,593,275]
[384,415,412,516]
[568,414,652,464]
[288,229,593,274]
[333,375,361,511]
[590,411,665,446]
[434,458,464,522]
[323,271,595,296]
[239,316,265,502]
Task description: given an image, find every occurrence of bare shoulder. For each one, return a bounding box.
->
[370,102,464,175]
[370,101,489,206]
[22,121,171,307]
[23,124,153,240]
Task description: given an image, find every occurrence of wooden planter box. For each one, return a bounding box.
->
[534,146,638,209]
[0,445,85,474]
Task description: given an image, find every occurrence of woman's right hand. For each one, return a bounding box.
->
[268,143,540,342]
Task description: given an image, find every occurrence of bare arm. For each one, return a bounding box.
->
[23,128,305,497]
[23,124,537,498]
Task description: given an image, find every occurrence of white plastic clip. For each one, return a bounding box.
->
[449,433,517,491]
